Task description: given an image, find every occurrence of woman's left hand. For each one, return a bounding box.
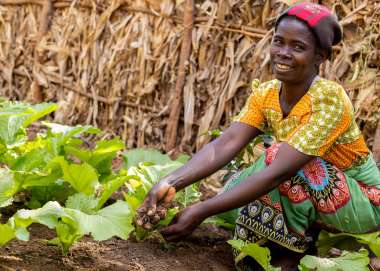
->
[160,203,205,242]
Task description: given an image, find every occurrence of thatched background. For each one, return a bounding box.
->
[0,0,379,158]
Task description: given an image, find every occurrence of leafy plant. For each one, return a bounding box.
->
[299,249,370,271]
[228,239,280,271]
[316,230,380,258]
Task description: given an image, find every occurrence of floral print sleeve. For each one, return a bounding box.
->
[234,79,266,131]
[286,83,351,156]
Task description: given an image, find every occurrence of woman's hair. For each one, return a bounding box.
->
[275,2,342,58]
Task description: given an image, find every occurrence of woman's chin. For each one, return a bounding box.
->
[273,72,295,82]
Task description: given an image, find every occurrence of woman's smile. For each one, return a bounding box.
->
[274,63,293,72]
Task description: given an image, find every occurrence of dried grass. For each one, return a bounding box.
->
[0,0,379,155]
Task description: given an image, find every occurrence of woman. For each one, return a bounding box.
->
[137,2,380,270]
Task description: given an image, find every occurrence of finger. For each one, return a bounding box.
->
[156,182,171,199]
[164,233,182,242]
[160,224,178,236]
[163,187,176,204]
[145,194,158,216]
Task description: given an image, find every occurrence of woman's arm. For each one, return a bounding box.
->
[166,122,261,190]
[138,122,261,217]
[161,143,314,241]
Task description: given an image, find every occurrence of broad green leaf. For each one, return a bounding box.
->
[97,175,133,210]
[123,148,172,169]
[0,102,57,146]
[43,122,100,138]
[228,240,280,271]
[147,161,184,179]
[64,138,124,176]
[299,249,370,271]
[63,200,134,241]
[52,157,99,195]
[42,123,100,157]
[12,147,53,172]
[10,201,67,240]
[0,224,15,246]
[175,184,201,208]
[175,154,190,164]
[0,168,18,208]
[65,193,99,214]
[26,181,75,208]
[203,216,235,230]
[317,230,380,257]
[124,194,141,213]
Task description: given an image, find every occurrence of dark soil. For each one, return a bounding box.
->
[0,224,235,271]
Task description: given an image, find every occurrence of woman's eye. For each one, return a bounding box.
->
[294,44,305,50]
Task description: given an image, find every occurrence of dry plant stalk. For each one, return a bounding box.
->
[0,0,378,161]
[165,0,194,152]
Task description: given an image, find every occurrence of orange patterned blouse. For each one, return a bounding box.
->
[235,77,369,170]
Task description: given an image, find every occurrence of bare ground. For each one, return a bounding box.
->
[0,224,235,271]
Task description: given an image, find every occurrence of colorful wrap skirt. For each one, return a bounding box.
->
[219,143,380,269]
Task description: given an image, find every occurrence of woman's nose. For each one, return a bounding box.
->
[277,46,292,59]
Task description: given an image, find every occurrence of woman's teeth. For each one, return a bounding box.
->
[276,64,292,71]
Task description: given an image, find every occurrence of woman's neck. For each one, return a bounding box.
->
[279,74,317,118]
[281,75,317,106]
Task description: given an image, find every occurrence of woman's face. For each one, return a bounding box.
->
[270,17,323,84]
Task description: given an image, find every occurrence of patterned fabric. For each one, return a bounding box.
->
[224,144,380,270]
[235,77,370,170]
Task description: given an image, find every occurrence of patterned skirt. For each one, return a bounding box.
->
[219,143,380,270]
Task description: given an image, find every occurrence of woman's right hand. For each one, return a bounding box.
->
[136,180,176,229]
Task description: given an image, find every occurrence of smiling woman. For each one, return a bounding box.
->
[136,2,380,271]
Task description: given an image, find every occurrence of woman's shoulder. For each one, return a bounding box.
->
[308,77,352,106]
[251,79,280,95]
[309,77,346,97]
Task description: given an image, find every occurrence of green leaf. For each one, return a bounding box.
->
[97,175,133,210]
[43,122,100,138]
[227,240,280,271]
[203,216,235,230]
[26,181,75,208]
[63,200,134,241]
[174,184,201,208]
[65,193,99,214]
[147,162,184,180]
[52,157,99,195]
[123,148,172,169]
[0,102,57,146]
[10,201,67,240]
[157,207,179,227]
[299,249,370,271]
[317,230,380,257]
[0,224,15,246]
[9,200,134,254]
[12,147,53,172]
[64,139,124,176]
[0,168,18,208]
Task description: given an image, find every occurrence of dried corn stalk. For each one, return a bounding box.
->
[0,0,379,160]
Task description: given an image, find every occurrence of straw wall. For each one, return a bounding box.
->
[0,0,379,158]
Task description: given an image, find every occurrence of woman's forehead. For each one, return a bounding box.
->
[275,17,316,43]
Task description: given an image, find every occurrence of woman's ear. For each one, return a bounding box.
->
[315,47,328,68]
